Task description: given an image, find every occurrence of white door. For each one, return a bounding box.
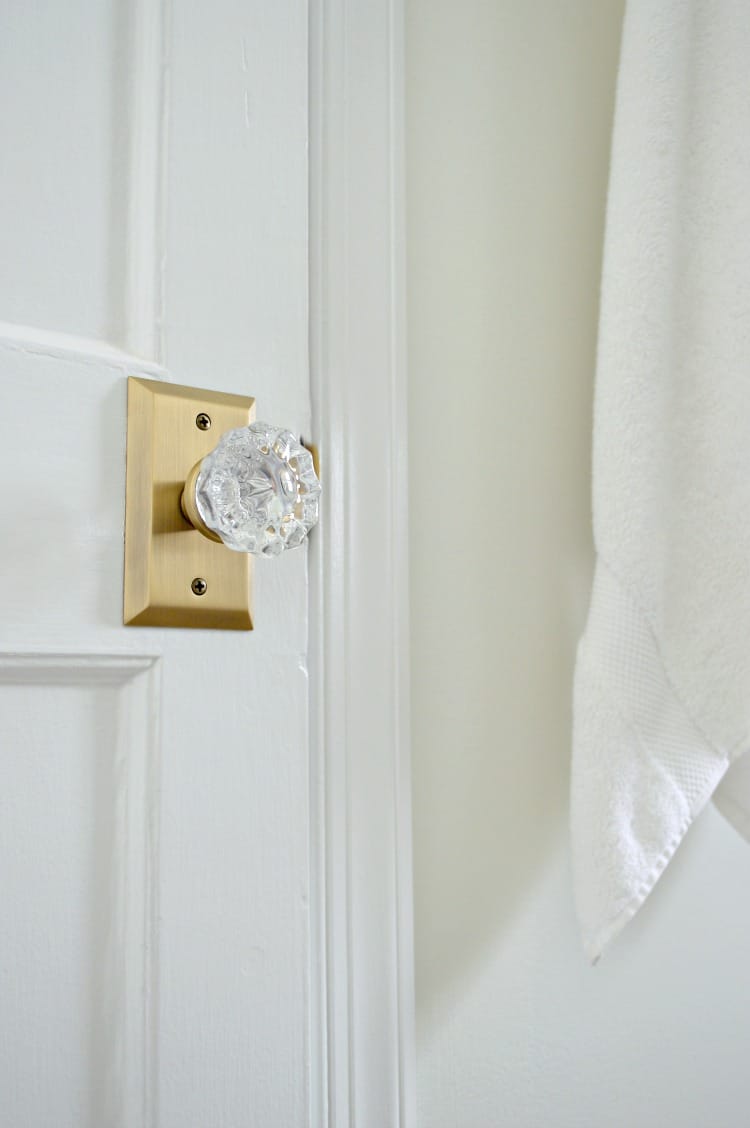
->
[0,2,413,1127]
[0,1,312,1125]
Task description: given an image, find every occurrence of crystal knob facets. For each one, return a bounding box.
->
[183,423,321,556]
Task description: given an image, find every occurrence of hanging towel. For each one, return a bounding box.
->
[572,0,750,963]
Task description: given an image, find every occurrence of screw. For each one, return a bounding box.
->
[191,577,208,596]
[196,413,212,431]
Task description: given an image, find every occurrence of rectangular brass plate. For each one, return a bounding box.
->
[124,376,256,629]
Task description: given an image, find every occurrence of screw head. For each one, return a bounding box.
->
[191,577,208,596]
[196,413,212,431]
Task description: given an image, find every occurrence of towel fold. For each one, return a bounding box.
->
[572,0,750,962]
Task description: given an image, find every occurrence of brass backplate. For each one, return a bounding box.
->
[124,376,255,630]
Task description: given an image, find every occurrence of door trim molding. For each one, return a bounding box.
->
[309,1,415,1124]
[0,321,165,375]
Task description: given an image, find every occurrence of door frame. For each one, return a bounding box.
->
[309,1,415,1125]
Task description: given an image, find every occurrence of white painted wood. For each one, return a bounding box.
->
[0,1,311,1124]
[0,0,129,341]
[0,321,166,376]
[0,654,159,1128]
[124,0,169,362]
[0,1,414,1125]
[309,1,416,1125]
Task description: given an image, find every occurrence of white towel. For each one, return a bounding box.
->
[572,0,750,963]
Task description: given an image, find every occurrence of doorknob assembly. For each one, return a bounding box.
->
[180,421,320,556]
[123,376,321,630]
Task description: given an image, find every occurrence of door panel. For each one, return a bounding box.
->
[0,656,157,1128]
[0,0,128,340]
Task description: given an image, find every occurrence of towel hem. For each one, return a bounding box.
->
[575,556,733,963]
[583,774,726,965]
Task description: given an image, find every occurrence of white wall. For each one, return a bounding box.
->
[407,3,750,1126]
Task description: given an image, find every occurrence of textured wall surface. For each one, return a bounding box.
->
[407,3,750,1125]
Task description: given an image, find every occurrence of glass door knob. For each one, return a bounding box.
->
[181,423,321,556]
